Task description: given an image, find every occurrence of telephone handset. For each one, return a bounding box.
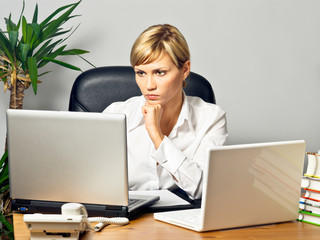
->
[24,203,129,240]
[61,203,91,232]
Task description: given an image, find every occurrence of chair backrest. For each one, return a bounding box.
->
[68,66,215,112]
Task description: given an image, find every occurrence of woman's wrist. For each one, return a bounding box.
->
[150,131,164,149]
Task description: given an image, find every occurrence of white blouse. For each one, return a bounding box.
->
[103,94,228,199]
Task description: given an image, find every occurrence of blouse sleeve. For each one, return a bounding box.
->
[151,111,228,199]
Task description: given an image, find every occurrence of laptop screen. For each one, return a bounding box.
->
[7,109,129,206]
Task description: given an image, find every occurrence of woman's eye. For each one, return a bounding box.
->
[157,71,166,76]
[136,71,145,77]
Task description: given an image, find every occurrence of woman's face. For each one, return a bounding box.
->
[134,52,190,108]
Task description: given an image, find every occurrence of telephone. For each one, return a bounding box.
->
[23,203,129,240]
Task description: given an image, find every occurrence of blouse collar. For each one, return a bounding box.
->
[170,92,195,137]
[128,92,195,135]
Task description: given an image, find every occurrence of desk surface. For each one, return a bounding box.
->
[14,213,320,240]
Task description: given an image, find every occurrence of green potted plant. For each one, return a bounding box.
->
[0,151,11,239]
[0,1,92,238]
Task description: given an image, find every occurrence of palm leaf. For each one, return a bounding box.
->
[60,24,80,44]
[0,151,8,169]
[32,26,61,50]
[8,31,18,50]
[31,23,41,39]
[34,39,63,61]
[39,2,80,43]
[27,57,38,94]
[25,24,34,45]
[38,71,51,77]
[37,44,66,68]
[21,16,27,43]
[42,57,81,71]
[0,183,9,195]
[39,1,80,28]
[37,2,80,47]
[0,30,14,65]
[0,212,13,234]
[0,151,9,187]
[77,54,96,68]
[33,39,52,59]
[0,165,8,186]
[60,49,89,55]
[0,152,11,240]
[50,28,72,39]
[20,43,30,63]
[16,0,25,30]
[5,15,17,32]
[48,45,67,57]
[20,43,30,70]
[32,3,38,24]
[30,23,41,50]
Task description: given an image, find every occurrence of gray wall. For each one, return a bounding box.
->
[1,0,320,157]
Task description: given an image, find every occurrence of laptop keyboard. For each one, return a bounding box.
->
[177,213,201,225]
[167,209,201,226]
[128,198,144,208]
[129,198,139,205]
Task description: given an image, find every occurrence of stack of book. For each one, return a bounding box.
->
[298,152,320,226]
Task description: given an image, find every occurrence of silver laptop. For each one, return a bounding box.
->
[154,140,306,231]
[7,109,158,217]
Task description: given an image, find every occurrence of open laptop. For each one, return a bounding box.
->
[7,109,159,218]
[154,140,306,231]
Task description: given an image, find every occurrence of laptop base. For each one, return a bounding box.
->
[12,199,128,217]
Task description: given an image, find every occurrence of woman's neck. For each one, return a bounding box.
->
[160,93,184,136]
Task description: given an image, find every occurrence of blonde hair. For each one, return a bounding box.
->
[130,24,190,68]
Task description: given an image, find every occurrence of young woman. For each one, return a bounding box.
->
[103,24,227,199]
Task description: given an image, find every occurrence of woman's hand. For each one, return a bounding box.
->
[142,102,164,149]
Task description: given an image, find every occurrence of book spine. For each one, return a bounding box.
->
[305,174,320,179]
[304,188,320,194]
[304,153,320,178]
[300,198,320,207]
[299,201,320,215]
[302,196,320,202]
[301,176,320,191]
[299,210,320,218]
[303,189,320,202]
[297,218,320,227]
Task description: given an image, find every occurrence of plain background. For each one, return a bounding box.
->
[1,0,320,158]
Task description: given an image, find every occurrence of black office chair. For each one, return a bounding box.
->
[68,66,215,112]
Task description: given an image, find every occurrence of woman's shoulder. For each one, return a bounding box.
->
[186,95,225,115]
[103,96,143,114]
[186,96,227,131]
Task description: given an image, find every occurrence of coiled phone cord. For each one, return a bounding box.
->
[88,217,129,231]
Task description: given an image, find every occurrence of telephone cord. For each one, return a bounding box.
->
[88,217,129,231]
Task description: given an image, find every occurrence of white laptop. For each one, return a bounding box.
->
[7,109,159,217]
[154,140,306,231]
